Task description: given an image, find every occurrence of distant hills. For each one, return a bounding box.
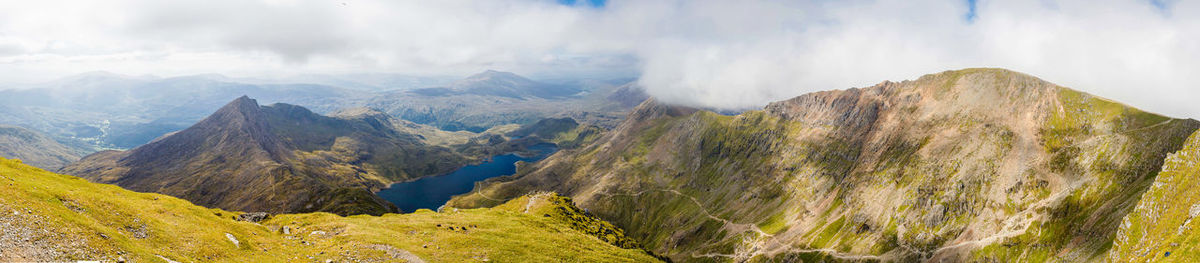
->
[449,68,1200,262]
[0,125,91,170]
[446,70,582,98]
[0,70,637,150]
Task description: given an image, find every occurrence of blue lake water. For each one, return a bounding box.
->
[377,144,558,212]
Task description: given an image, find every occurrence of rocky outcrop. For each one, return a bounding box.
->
[235,212,271,223]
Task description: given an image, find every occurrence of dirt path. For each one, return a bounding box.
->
[930,178,1088,258]
[594,188,769,237]
[596,188,893,261]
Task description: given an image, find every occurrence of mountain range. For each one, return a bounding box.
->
[7,67,1200,262]
[0,70,639,150]
[59,96,472,215]
[448,68,1200,262]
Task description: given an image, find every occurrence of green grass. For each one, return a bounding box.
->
[0,157,661,262]
[758,212,790,235]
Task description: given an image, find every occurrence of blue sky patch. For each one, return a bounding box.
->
[557,0,606,8]
[965,0,978,22]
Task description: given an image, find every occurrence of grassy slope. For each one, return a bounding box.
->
[0,157,659,262]
[1109,129,1200,262]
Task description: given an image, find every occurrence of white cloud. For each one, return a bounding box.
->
[0,0,1198,118]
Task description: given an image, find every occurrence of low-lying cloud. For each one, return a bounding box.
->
[0,0,1198,118]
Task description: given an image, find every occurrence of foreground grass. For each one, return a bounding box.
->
[0,157,659,262]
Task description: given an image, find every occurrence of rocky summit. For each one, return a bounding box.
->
[449,68,1200,262]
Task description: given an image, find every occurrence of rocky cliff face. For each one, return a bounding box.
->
[448,68,1200,261]
[60,96,468,215]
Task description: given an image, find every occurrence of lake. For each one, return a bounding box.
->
[377,143,558,212]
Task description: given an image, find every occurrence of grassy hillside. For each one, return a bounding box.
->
[449,68,1200,262]
[0,157,659,262]
[1109,129,1200,262]
[0,125,89,170]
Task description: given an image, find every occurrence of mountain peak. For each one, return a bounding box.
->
[625,98,698,124]
[216,95,261,116]
[450,70,582,98]
[329,107,391,120]
[463,70,528,82]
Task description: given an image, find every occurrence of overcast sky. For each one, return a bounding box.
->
[1,0,1198,118]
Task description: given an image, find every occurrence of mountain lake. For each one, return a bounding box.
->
[377,143,558,212]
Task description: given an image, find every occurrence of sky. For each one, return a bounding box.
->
[0,0,1198,118]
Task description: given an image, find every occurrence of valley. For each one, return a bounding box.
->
[4,68,1200,262]
[4,1,1196,262]
[0,157,661,262]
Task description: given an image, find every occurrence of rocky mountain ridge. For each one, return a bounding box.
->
[449,68,1200,262]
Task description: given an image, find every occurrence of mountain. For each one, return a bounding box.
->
[0,157,661,262]
[0,70,637,151]
[448,68,1200,261]
[367,73,635,132]
[448,70,581,99]
[60,96,469,216]
[0,125,91,170]
[605,83,651,109]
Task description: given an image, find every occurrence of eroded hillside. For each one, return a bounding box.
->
[449,68,1200,262]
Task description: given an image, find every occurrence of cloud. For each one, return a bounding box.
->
[0,0,1198,118]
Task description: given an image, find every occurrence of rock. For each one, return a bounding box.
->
[117,256,126,263]
[156,255,181,263]
[283,226,292,235]
[225,233,240,248]
[236,212,271,223]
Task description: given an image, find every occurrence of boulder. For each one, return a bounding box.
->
[236,212,270,223]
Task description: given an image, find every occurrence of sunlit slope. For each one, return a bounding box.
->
[1110,129,1200,262]
[0,158,659,262]
[450,68,1200,262]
